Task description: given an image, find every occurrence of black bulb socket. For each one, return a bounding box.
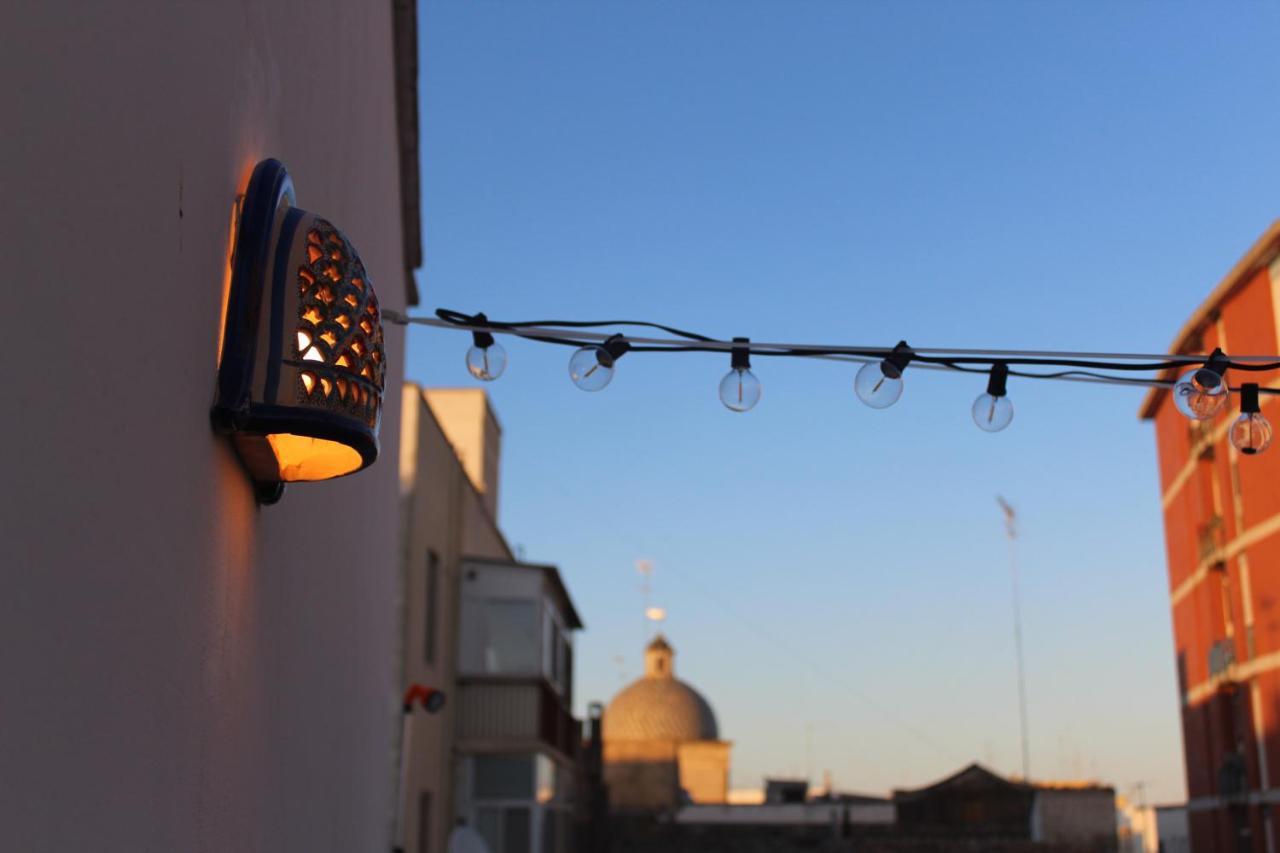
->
[470,313,496,350]
[880,340,913,379]
[731,337,751,371]
[1241,383,1261,415]
[597,334,630,367]
[986,362,1010,398]
[1194,347,1229,390]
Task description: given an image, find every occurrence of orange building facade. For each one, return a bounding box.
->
[1142,222,1280,852]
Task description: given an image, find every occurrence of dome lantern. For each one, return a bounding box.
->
[645,634,674,679]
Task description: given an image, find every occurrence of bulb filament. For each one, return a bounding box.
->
[872,377,885,394]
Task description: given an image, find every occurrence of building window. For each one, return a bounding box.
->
[483,599,538,674]
[469,754,573,853]
[475,806,532,853]
[424,550,439,664]
[561,641,573,706]
[474,755,534,800]
[541,808,570,853]
[417,791,431,853]
[475,808,501,852]
[472,756,535,853]
[540,809,558,853]
[502,807,531,853]
[543,614,563,688]
[543,613,556,682]
[541,610,572,695]
[536,754,557,804]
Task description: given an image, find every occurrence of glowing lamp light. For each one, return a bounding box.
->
[211,159,385,504]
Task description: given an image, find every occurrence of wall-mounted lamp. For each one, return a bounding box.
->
[212,159,385,504]
[402,683,447,714]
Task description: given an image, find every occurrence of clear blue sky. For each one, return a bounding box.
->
[410,1,1280,803]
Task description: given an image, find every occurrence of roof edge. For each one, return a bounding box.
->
[391,0,421,305]
[1139,220,1280,420]
[892,762,1028,801]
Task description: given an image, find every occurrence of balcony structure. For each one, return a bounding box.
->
[455,556,585,853]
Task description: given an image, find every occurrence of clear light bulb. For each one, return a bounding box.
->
[1173,367,1228,420]
[719,367,761,412]
[465,342,507,381]
[972,393,1014,432]
[855,361,904,409]
[569,345,616,391]
[1230,413,1273,455]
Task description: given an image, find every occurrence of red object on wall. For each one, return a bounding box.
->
[403,684,446,714]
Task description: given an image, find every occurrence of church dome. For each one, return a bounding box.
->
[603,635,719,742]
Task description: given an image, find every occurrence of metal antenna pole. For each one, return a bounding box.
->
[998,496,1031,781]
[805,722,814,787]
[636,559,653,644]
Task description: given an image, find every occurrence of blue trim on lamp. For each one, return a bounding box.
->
[266,206,305,405]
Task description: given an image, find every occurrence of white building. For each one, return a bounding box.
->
[399,387,591,853]
[1116,794,1159,853]
[399,387,515,853]
[455,557,585,852]
[1155,805,1190,853]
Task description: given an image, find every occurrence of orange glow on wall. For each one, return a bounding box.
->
[215,196,241,367]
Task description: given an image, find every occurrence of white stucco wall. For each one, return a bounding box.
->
[1156,806,1190,853]
[1,4,411,851]
[399,384,514,853]
[1031,788,1118,846]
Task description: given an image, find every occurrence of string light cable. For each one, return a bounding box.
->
[381,308,1280,446]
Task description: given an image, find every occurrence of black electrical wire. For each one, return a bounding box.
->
[432,308,1280,384]
[435,308,716,343]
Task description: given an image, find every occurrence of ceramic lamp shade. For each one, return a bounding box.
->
[212,159,384,503]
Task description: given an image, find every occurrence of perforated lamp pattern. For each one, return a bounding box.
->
[212,159,384,503]
[294,221,385,424]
